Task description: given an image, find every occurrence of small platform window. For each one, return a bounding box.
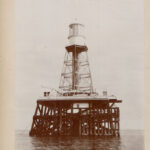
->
[73,103,89,108]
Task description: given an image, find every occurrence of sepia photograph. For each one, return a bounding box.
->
[14,0,144,149]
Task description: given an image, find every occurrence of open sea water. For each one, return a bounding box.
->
[15,130,144,150]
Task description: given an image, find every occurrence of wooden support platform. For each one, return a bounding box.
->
[29,98,122,137]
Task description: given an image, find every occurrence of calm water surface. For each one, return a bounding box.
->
[15,130,144,150]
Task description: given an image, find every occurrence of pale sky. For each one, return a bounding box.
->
[15,0,144,130]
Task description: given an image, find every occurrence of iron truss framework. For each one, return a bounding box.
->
[59,45,94,96]
[29,99,122,137]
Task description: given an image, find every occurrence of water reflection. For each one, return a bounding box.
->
[15,130,144,150]
[31,136,121,150]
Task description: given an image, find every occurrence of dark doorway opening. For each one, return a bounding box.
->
[72,118,79,136]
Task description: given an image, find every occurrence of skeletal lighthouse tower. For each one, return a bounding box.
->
[59,23,94,96]
[29,23,122,137]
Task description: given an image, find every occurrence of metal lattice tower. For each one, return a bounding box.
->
[59,23,94,96]
[29,23,122,137]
